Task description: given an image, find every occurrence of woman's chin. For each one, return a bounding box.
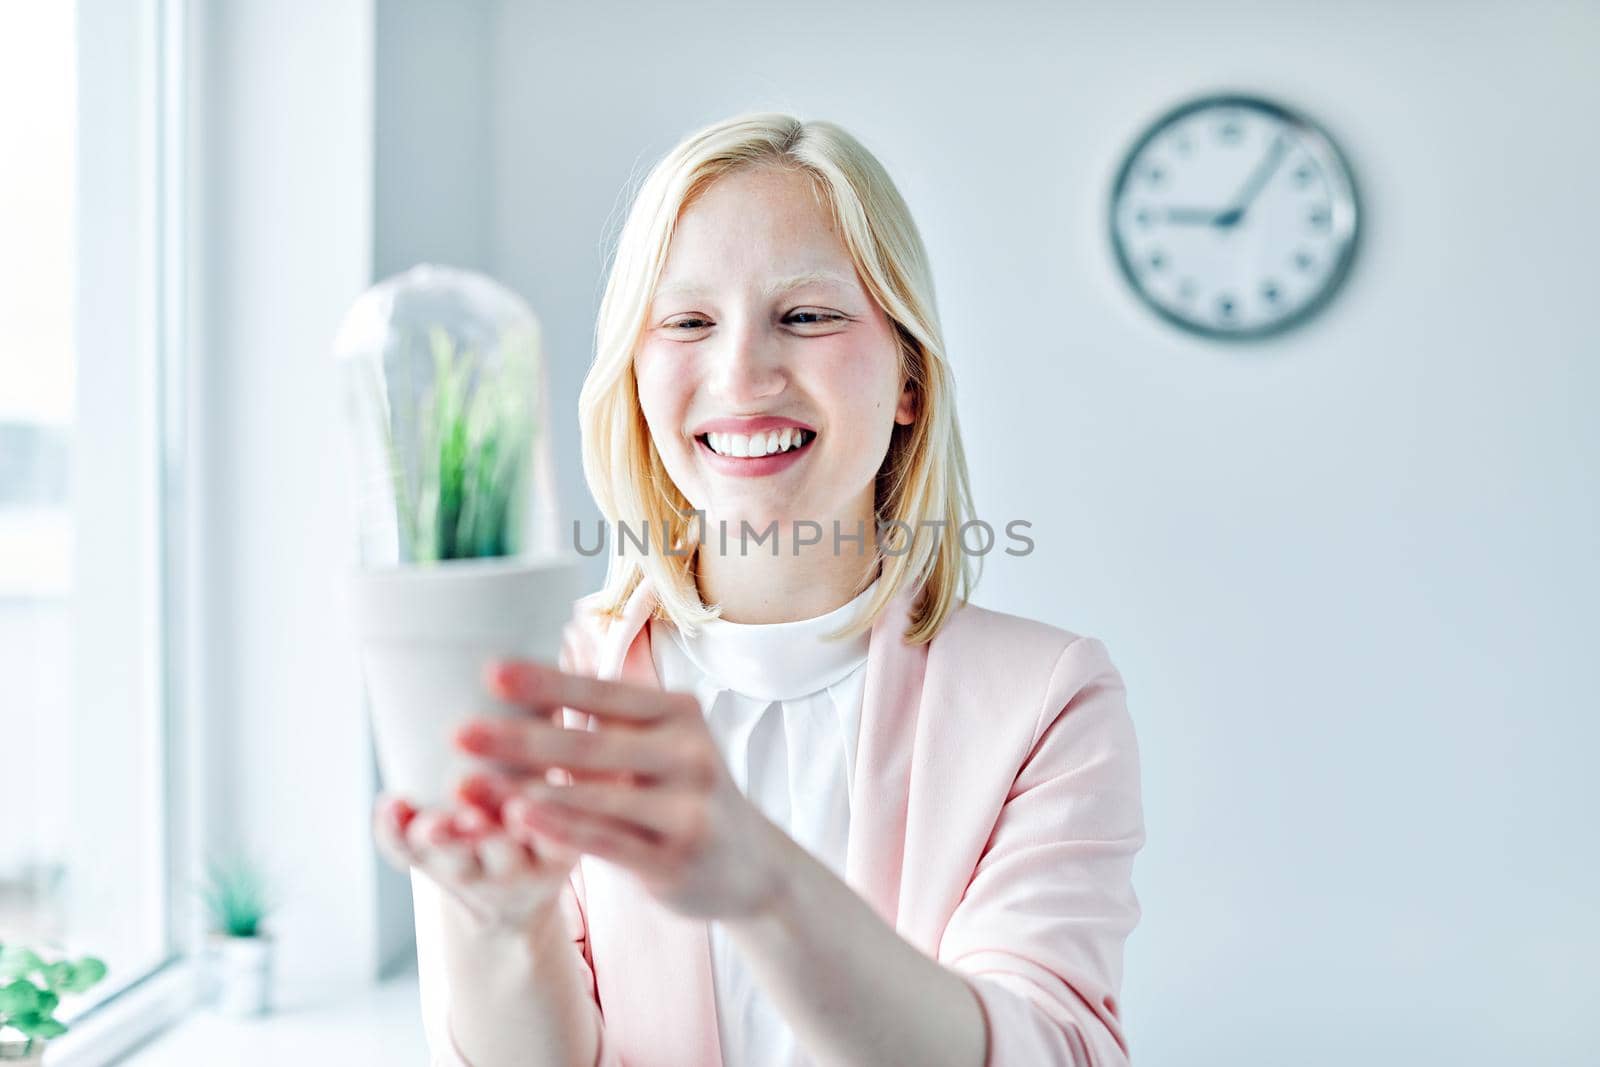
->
[697,507,815,546]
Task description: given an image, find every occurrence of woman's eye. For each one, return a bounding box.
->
[787,310,843,326]
[661,311,842,333]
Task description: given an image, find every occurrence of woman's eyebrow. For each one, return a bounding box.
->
[654,270,856,302]
[760,270,856,298]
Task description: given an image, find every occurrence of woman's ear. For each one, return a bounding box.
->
[894,379,917,426]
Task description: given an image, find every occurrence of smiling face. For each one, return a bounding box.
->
[634,164,915,543]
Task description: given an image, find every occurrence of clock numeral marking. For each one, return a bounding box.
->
[1216,294,1238,319]
[1307,206,1330,230]
[1178,278,1198,301]
[1261,280,1282,304]
[1147,250,1168,272]
[1294,250,1316,273]
[1144,164,1166,187]
[1218,120,1243,145]
[1293,163,1316,188]
[1135,207,1154,228]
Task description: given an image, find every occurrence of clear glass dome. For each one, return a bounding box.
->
[332,264,559,567]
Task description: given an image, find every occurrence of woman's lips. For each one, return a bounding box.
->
[695,432,815,477]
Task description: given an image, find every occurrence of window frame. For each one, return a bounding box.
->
[44,0,202,1062]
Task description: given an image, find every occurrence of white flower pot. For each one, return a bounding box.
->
[208,932,273,1018]
[0,1038,45,1065]
[349,553,581,809]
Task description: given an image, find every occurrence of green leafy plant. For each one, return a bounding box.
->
[196,855,277,938]
[0,943,107,1052]
[403,327,537,563]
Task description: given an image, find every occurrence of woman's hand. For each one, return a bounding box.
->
[455,659,789,922]
[372,738,585,935]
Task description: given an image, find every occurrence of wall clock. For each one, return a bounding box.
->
[1109,93,1359,341]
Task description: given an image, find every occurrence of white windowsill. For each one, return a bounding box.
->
[39,958,197,1067]
[73,960,429,1066]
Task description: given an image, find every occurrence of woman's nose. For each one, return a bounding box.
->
[706,320,785,405]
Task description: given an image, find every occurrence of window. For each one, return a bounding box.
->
[1,0,193,1057]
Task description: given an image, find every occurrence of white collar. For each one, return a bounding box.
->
[663,579,879,703]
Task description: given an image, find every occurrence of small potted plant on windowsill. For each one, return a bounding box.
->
[197,855,278,1019]
[0,942,107,1065]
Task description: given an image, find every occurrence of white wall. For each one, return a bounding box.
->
[374,0,494,281]
[368,0,500,977]
[198,0,382,1000]
[473,1,1598,1062]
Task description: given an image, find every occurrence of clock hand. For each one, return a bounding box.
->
[1164,206,1224,225]
[1214,134,1289,228]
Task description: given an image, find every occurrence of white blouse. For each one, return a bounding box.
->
[648,578,879,1067]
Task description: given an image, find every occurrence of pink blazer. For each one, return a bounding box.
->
[537,575,1146,1067]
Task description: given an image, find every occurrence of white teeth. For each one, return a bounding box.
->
[703,428,811,457]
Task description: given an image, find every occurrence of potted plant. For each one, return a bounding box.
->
[197,855,277,1018]
[0,942,107,1064]
[333,265,579,808]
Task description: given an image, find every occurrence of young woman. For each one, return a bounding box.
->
[374,113,1145,1067]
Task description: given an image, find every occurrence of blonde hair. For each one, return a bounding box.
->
[577,112,976,645]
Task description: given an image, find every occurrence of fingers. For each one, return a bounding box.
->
[375,796,465,884]
[488,659,698,725]
[372,791,583,938]
[380,792,567,883]
[503,793,585,869]
[456,773,518,826]
[508,797,666,876]
[520,779,700,841]
[406,810,482,884]
[455,717,707,785]
[377,780,562,873]
[475,832,538,882]
[373,793,418,871]
[456,767,586,827]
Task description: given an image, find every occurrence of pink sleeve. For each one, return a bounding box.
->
[938,636,1146,1067]
[557,607,626,1065]
[564,857,626,1067]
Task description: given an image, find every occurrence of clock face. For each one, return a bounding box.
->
[1109,94,1359,340]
